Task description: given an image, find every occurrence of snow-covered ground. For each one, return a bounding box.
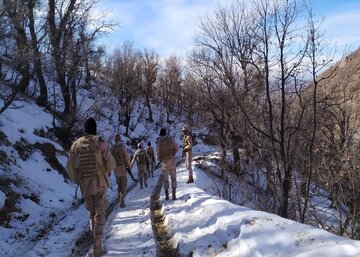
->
[1,96,360,257]
[100,161,360,257]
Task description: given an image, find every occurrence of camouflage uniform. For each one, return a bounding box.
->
[131,144,149,189]
[111,134,131,208]
[156,130,179,200]
[145,143,156,177]
[182,125,194,183]
[67,118,115,257]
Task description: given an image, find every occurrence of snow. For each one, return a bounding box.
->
[100,163,360,257]
[1,97,360,257]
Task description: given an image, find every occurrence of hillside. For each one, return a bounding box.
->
[1,88,360,256]
[317,47,360,110]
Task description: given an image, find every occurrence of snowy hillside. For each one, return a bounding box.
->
[1,96,360,257]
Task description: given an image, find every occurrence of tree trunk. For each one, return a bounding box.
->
[144,94,153,122]
[28,0,48,107]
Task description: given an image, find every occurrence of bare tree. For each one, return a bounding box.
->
[3,0,32,93]
[310,45,360,237]
[298,3,338,223]
[193,0,320,219]
[105,42,142,135]
[157,55,183,123]
[28,0,48,107]
[47,0,112,118]
[140,48,159,122]
[188,48,235,178]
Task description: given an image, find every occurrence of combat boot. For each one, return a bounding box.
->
[165,189,170,200]
[172,188,177,200]
[186,174,194,184]
[93,247,103,257]
[119,195,126,208]
[93,234,103,257]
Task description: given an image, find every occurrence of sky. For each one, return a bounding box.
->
[2,88,360,256]
[96,0,360,58]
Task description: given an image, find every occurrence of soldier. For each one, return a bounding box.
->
[182,125,194,183]
[131,143,149,189]
[156,128,179,200]
[67,117,115,257]
[145,141,156,177]
[111,134,132,208]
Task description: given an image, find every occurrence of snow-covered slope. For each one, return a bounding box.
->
[97,162,360,256]
[1,96,360,257]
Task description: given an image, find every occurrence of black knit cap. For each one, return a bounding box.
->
[85,117,97,135]
[159,128,166,136]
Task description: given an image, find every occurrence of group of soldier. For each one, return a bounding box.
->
[67,117,194,256]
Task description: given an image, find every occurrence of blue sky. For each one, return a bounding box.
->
[97,0,360,58]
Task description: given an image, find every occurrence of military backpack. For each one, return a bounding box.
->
[67,135,104,184]
[112,143,125,167]
[158,137,175,161]
[137,149,147,166]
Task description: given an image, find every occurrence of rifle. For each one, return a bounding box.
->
[72,184,82,207]
[127,167,138,182]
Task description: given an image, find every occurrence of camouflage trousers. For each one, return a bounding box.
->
[116,175,127,198]
[148,158,155,176]
[161,158,177,190]
[184,151,193,177]
[84,190,108,235]
[138,164,148,188]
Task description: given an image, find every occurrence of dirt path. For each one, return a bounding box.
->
[21,157,185,257]
[20,180,137,257]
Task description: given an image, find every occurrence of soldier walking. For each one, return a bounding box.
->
[67,117,116,257]
[182,125,194,183]
[111,134,132,208]
[156,128,179,200]
[131,143,149,189]
[146,141,156,177]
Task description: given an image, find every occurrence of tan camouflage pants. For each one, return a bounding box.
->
[161,158,177,190]
[116,175,127,198]
[185,151,193,177]
[138,164,148,187]
[148,157,155,177]
[84,190,108,235]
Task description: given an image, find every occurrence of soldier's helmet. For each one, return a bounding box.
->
[137,143,143,148]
